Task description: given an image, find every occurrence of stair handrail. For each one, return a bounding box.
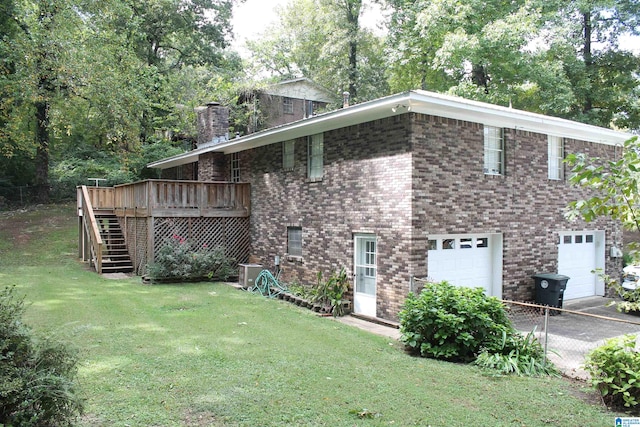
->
[79,185,104,273]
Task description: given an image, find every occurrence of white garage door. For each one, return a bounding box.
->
[557,231,604,300]
[427,234,500,296]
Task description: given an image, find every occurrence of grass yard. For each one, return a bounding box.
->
[0,204,615,426]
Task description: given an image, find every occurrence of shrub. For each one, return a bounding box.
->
[0,286,84,426]
[312,268,350,317]
[147,235,236,282]
[475,329,558,376]
[399,281,513,362]
[584,334,640,410]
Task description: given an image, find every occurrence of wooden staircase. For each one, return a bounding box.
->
[95,212,134,273]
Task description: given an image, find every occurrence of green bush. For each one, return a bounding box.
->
[399,281,513,362]
[584,334,640,409]
[0,286,84,426]
[312,268,350,317]
[475,329,558,376]
[146,235,236,282]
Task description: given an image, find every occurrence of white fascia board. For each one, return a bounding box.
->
[408,90,630,145]
[147,92,411,169]
[148,90,631,169]
[197,92,412,155]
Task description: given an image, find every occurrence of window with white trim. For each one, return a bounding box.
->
[483,126,504,175]
[231,152,240,182]
[283,140,295,171]
[548,135,564,180]
[287,226,302,257]
[307,133,323,180]
[283,97,294,114]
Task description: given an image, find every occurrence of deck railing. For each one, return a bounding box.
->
[77,186,104,273]
[85,180,250,218]
[79,180,251,275]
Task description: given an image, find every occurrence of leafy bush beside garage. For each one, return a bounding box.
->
[399,281,555,376]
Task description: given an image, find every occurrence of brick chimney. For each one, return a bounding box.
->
[195,102,230,182]
[195,102,230,147]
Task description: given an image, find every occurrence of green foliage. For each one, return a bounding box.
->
[565,136,640,233]
[399,281,513,362]
[475,329,559,377]
[400,282,555,375]
[0,286,83,426]
[584,334,640,409]
[147,235,235,282]
[246,0,389,102]
[597,269,640,314]
[0,204,617,425]
[312,268,350,317]
[383,0,640,129]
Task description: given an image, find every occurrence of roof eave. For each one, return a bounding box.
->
[148,90,631,170]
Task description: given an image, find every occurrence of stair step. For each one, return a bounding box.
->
[101,267,134,273]
[101,260,132,265]
[92,210,135,274]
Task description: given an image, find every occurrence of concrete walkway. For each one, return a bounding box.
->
[335,315,401,340]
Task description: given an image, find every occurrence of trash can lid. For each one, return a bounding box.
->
[531,273,570,280]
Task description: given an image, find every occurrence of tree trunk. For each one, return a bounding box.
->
[582,10,593,114]
[471,63,490,94]
[35,100,50,204]
[344,0,361,100]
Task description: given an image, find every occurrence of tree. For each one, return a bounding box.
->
[546,0,640,129]
[246,0,389,102]
[0,0,240,203]
[566,136,640,233]
[0,0,87,203]
[382,0,640,130]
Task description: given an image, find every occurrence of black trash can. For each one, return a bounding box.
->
[532,273,570,313]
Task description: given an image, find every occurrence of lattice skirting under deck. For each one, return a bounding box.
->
[121,216,249,276]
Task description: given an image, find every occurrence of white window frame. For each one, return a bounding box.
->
[283,97,294,115]
[287,226,302,257]
[231,152,240,183]
[283,140,295,171]
[307,133,323,180]
[548,135,564,180]
[483,126,504,175]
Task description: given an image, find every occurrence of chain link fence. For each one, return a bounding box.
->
[503,300,640,379]
[0,184,49,208]
[408,277,640,378]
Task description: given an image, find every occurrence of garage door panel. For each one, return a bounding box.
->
[558,232,599,300]
[428,235,493,295]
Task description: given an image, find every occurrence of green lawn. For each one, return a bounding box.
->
[0,204,615,426]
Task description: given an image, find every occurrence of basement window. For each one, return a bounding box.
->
[287,226,302,257]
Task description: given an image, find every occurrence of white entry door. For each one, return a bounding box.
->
[354,235,377,317]
[558,231,605,300]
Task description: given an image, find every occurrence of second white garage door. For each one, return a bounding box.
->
[557,231,605,300]
[427,234,502,297]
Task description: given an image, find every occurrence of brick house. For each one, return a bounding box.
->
[149,90,629,321]
[239,77,336,134]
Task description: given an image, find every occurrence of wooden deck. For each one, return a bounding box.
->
[78,180,251,274]
[84,179,251,218]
